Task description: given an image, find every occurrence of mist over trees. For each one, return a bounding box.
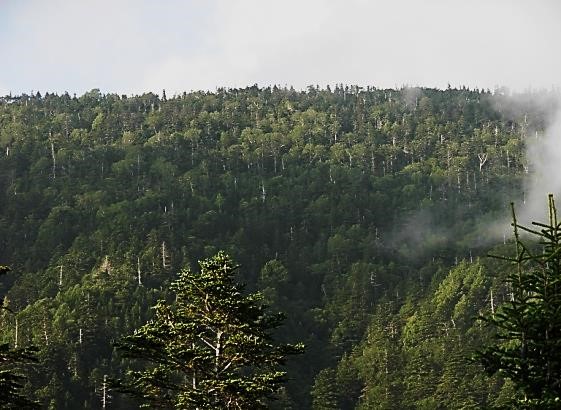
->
[478,196,561,408]
[0,85,558,408]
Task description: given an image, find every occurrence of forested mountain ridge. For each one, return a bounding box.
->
[0,85,555,408]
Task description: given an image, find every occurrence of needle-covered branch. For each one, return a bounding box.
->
[477,195,561,408]
[113,252,304,409]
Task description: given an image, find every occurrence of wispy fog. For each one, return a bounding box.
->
[482,90,561,242]
[519,94,561,225]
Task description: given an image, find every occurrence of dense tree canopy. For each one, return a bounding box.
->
[0,85,557,407]
[0,266,38,409]
[114,252,303,409]
[478,196,561,408]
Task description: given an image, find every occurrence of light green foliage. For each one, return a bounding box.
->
[311,368,339,409]
[114,252,304,409]
[341,261,502,409]
[0,86,553,407]
[259,259,289,307]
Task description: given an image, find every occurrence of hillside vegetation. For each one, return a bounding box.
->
[0,85,556,408]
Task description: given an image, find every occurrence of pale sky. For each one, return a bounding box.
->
[1,0,560,96]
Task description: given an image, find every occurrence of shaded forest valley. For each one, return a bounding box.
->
[0,85,558,408]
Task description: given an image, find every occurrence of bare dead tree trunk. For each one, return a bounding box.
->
[137,256,142,285]
[15,317,18,348]
[478,153,488,172]
[43,318,49,345]
[162,242,170,269]
[102,375,108,409]
[50,140,56,179]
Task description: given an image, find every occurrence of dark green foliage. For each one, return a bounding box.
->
[0,86,554,407]
[311,368,339,409]
[478,196,561,408]
[0,266,38,409]
[114,252,304,409]
[0,343,39,409]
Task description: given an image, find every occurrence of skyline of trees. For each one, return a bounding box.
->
[0,85,557,407]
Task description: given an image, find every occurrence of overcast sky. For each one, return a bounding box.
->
[1,0,560,96]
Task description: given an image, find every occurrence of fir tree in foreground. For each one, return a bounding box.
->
[113,252,304,409]
[478,195,561,408]
[0,266,38,409]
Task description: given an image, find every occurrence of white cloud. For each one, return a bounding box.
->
[1,0,214,94]
[2,0,561,94]
[141,0,561,93]
[520,96,561,224]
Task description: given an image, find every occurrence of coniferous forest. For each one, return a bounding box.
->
[0,85,559,408]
